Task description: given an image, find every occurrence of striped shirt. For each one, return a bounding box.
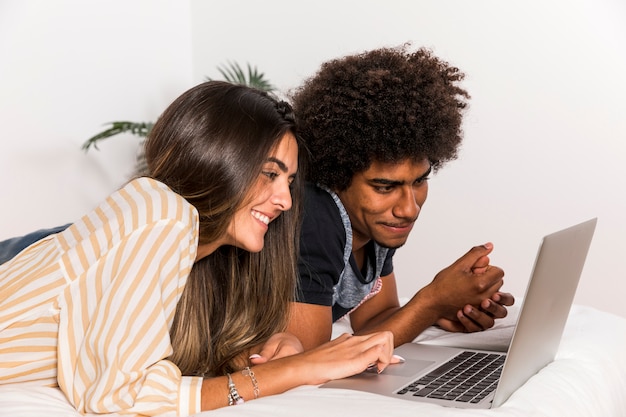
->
[0,178,203,416]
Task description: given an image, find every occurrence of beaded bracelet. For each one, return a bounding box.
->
[226,373,244,406]
[242,366,260,399]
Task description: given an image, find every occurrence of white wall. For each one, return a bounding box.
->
[0,0,193,236]
[2,0,625,319]
[192,0,626,318]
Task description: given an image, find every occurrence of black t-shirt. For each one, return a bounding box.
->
[297,183,395,321]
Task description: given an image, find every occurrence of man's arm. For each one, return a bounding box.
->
[348,272,436,346]
[287,276,514,351]
[348,244,510,347]
[286,302,334,351]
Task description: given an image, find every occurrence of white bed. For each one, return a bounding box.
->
[1,304,625,417]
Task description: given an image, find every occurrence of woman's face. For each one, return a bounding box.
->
[224,132,298,253]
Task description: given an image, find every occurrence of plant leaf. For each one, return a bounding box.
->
[209,61,274,92]
[82,121,153,151]
[84,61,273,153]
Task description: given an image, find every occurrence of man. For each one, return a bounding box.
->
[287,45,514,350]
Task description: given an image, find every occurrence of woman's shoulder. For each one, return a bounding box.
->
[104,177,198,231]
[57,178,199,263]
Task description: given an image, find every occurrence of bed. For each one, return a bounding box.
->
[1,304,625,417]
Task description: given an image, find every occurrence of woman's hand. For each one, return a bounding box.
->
[300,331,399,385]
[199,331,398,411]
[249,332,304,364]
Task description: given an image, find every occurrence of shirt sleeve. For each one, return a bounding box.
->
[297,184,347,306]
[55,183,203,417]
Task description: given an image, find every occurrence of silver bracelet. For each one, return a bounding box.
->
[242,366,260,399]
[226,373,244,406]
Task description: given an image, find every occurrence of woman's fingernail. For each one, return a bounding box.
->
[249,354,262,359]
[392,354,406,363]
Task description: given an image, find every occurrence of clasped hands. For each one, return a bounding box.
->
[434,242,515,333]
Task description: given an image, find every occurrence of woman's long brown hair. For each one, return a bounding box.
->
[144,81,305,376]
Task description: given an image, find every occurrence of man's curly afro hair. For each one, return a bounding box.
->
[290,44,470,191]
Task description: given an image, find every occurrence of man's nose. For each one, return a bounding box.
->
[394,188,420,220]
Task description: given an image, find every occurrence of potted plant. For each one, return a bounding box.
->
[82,62,275,175]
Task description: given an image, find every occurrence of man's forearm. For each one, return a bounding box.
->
[351,290,441,347]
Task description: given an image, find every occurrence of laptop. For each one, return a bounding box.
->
[321,218,597,409]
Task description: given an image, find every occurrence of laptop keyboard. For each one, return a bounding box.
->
[396,351,505,404]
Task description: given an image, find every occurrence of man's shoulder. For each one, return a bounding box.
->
[300,182,346,251]
[304,182,333,203]
[303,183,341,220]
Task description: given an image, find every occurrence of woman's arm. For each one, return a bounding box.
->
[199,331,396,410]
[57,216,201,416]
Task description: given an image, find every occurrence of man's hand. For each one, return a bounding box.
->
[420,242,507,327]
[433,243,514,332]
[436,291,515,332]
[249,332,304,364]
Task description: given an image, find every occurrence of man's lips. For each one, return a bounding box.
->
[380,221,414,233]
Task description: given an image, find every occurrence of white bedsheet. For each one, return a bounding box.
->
[1,304,625,417]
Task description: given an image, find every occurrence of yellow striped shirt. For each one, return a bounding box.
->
[0,178,203,416]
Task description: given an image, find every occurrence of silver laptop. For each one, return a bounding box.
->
[321,218,597,409]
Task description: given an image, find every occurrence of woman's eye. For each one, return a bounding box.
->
[263,171,278,180]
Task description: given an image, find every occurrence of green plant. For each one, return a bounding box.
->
[82,62,273,151]
[81,121,154,151]
[212,61,274,93]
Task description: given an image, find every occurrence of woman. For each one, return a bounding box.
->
[0,81,395,415]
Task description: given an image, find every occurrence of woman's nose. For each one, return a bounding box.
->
[271,182,293,211]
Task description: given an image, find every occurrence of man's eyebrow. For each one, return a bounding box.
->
[369,164,432,185]
[267,157,288,172]
[370,178,404,186]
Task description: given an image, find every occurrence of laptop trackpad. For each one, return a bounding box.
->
[384,359,434,377]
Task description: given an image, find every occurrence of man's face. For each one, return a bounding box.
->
[336,158,431,249]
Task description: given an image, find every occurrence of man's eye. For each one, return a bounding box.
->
[415,176,430,185]
[375,186,394,193]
